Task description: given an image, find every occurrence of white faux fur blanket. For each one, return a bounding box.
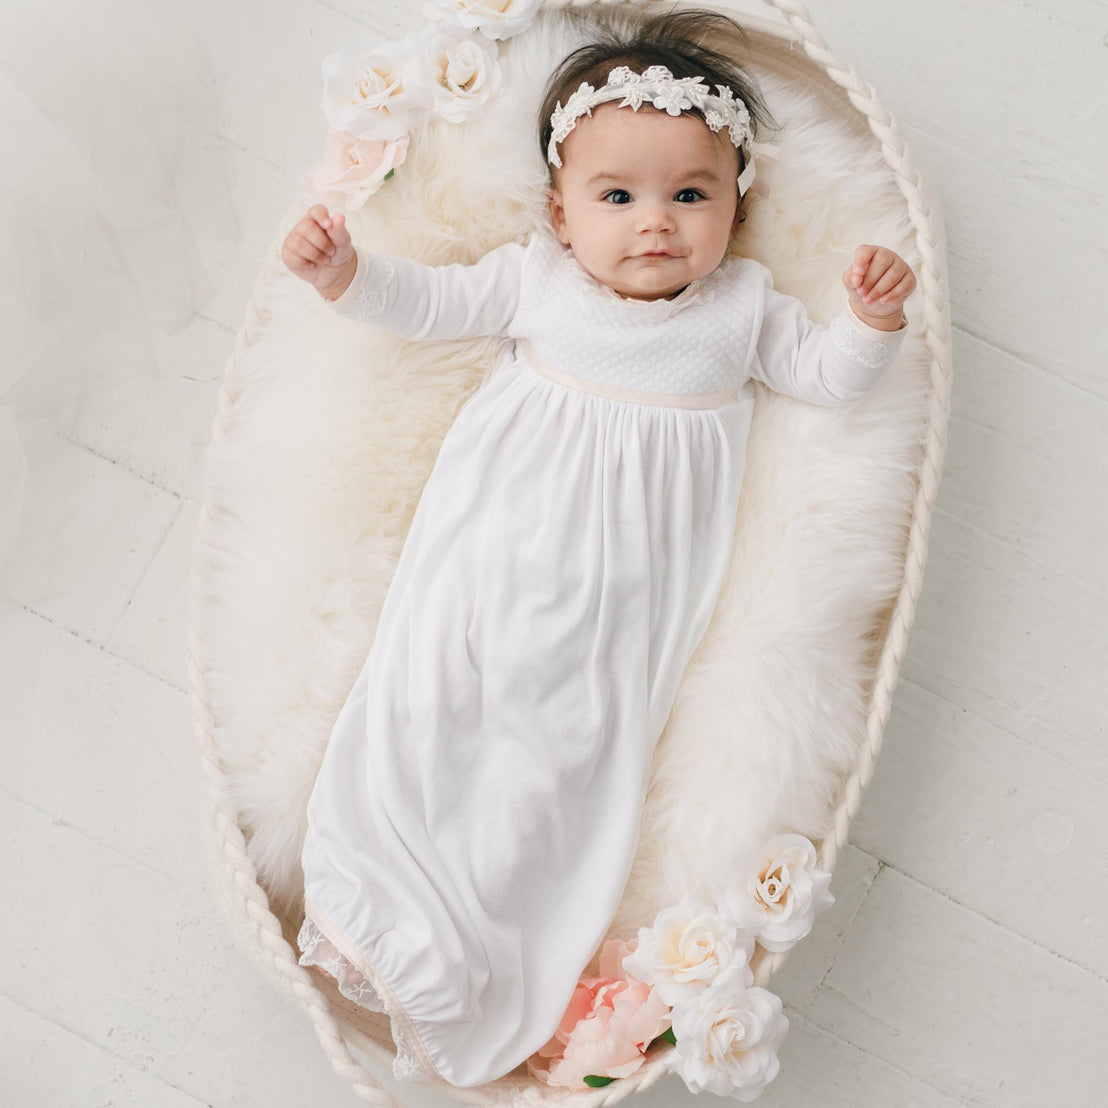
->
[195,6,931,991]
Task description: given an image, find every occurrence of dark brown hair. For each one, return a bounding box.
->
[538,8,777,225]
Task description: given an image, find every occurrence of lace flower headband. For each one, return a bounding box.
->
[547,64,760,195]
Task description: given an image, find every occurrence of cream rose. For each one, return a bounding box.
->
[407,30,502,123]
[422,0,542,41]
[621,894,755,1008]
[321,35,424,142]
[720,833,835,953]
[664,962,790,1101]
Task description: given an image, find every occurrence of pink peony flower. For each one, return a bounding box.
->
[305,129,409,212]
[526,938,672,1089]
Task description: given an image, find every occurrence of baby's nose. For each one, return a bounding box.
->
[636,202,676,232]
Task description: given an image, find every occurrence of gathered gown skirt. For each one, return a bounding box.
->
[298,342,747,1087]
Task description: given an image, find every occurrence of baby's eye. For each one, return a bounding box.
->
[602,189,632,205]
[675,188,705,203]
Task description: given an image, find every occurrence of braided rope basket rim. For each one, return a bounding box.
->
[186,1,952,1103]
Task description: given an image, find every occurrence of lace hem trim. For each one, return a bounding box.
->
[829,307,905,369]
[297,912,438,1085]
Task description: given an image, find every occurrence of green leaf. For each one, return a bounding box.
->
[649,1027,677,1047]
[583,1075,616,1087]
[384,169,395,181]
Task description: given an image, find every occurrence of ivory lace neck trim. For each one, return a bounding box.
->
[550,233,736,318]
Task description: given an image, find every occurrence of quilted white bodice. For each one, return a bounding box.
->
[328,223,907,409]
[506,229,755,394]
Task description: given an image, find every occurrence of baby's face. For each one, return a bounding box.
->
[547,103,740,301]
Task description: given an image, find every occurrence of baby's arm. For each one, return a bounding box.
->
[281,205,524,341]
[746,246,916,406]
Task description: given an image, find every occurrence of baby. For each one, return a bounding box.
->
[285,8,916,1093]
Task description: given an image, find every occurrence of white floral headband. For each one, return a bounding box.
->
[548,64,761,196]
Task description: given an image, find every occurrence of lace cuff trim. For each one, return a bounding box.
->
[297,913,437,1085]
[829,306,906,370]
[325,247,396,318]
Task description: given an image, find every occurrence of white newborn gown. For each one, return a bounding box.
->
[297,226,906,1088]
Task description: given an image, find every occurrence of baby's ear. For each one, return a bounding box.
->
[729,194,746,237]
[547,187,571,245]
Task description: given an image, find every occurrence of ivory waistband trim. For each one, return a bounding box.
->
[517,339,740,410]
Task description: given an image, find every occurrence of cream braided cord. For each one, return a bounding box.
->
[739,0,952,987]
[187,0,950,1102]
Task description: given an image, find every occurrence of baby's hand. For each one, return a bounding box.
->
[842,245,916,328]
[281,204,358,301]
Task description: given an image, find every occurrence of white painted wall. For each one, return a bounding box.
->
[1,1,1104,1105]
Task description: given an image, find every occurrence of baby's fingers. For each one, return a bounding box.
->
[291,227,335,267]
[850,244,881,289]
[860,256,896,296]
[851,245,898,294]
[321,210,351,249]
[288,208,332,256]
[863,263,906,303]
[877,272,916,305]
[300,204,349,251]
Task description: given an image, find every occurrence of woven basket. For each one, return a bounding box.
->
[188,0,951,1103]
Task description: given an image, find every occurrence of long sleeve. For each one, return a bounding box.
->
[322,238,528,341]
[745,261,908,406]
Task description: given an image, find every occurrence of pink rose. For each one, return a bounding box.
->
[526,938,672,1089]
[305,130,409,212]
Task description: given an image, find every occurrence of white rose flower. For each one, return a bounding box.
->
[422,0,542,41]
[321,35,425,142]
[664,962,790,1101]
[720,833,835,953]
[621,893,755,1008]
[407,29,501,124]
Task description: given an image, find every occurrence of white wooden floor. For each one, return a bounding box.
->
[1,1,1105,1105]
